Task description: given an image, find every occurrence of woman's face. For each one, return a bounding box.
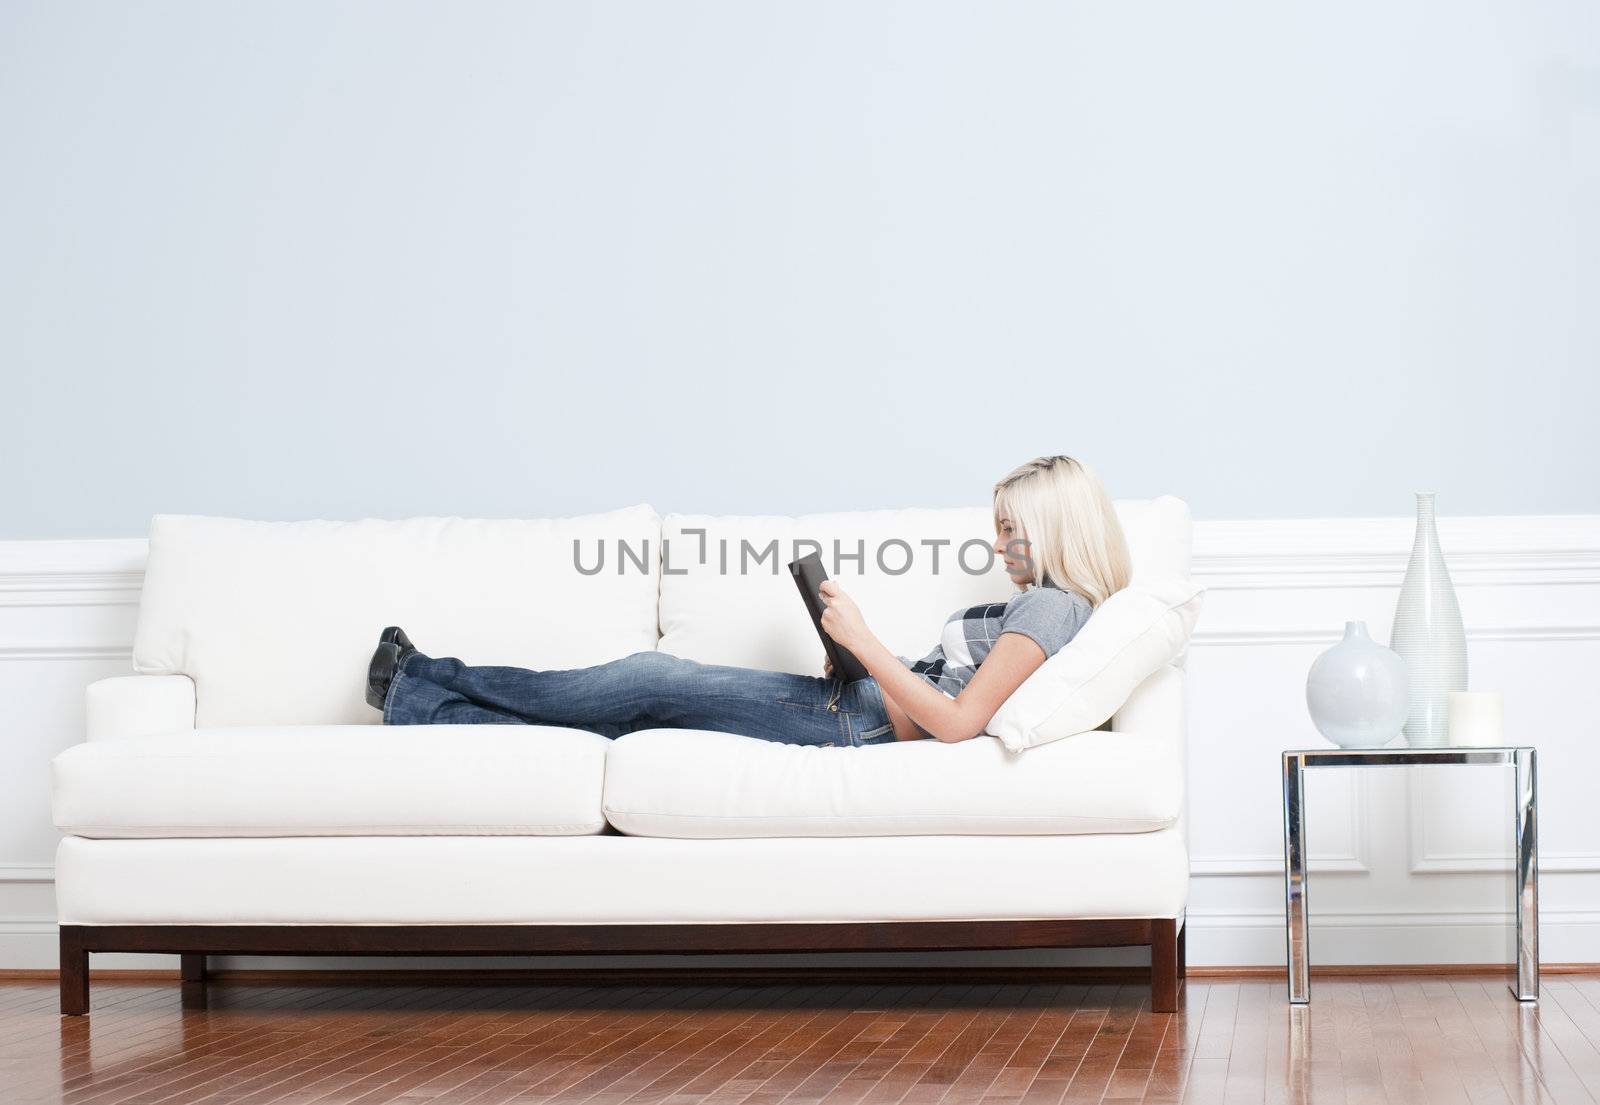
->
[993,517,1033,585]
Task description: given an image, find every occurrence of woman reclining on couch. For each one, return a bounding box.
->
[367,455,1130,747]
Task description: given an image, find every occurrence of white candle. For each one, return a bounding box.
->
[1448,691,1504,748]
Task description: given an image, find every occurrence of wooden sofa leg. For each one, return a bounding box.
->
[1151,916,1186,1013]
[59,927,89,1016]
[181,954,209,1010]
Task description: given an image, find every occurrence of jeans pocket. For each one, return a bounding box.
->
[774,687,849,747]
[831,679,892,747]
[775,699,833,715]
[852,721,897,746]
[775,676,842,712]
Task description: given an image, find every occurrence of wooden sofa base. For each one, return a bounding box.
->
[59,916,1187,1016]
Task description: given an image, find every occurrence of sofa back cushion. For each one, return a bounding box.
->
[657,497,1192,679]
[133,506,662,727]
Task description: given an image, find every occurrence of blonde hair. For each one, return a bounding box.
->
[992,455,1131,607]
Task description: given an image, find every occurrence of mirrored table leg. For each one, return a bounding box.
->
[1283,752,1310,1004]
[1513,747,1539,1002]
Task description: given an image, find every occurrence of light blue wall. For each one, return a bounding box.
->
[3,1,1596,538]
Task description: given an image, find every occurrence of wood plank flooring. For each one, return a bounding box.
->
[4,974,1599,1104]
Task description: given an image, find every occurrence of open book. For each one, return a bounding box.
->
[787,552,871,682]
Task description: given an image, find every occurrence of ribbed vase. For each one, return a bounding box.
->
[1389,492,1467,747]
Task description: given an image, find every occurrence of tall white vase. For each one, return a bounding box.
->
[1389,492,1467,747]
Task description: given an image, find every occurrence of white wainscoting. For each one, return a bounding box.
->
[2,516,1598,972]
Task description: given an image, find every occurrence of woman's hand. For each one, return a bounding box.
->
[822,656,834,678]
[818,580,871,653]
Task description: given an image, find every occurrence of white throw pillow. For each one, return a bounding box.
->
[984,578,1205,752]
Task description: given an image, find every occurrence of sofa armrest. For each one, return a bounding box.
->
[86,675,196,741]
[1111,665,1184,740]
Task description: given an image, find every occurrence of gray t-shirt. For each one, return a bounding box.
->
[897,584,1093,699]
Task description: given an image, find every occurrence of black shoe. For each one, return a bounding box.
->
[366,627,418,711]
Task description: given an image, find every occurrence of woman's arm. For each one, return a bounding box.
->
[818,581,1048,743]
[860,633,1045,743]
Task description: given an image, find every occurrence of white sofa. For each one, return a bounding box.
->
[52,499,1195,1014]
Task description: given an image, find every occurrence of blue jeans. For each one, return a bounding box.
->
[383,649,903,748]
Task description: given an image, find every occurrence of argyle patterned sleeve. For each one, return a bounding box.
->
[897,584,1093,699]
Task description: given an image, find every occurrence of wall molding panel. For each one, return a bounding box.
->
[1190,770,1373,878]
[1404,769,1600,876]
[0,864,55,884]
[1192,516,1600,590]
[0,647,133,662]
[0,538,145,609]
[1,514,1597,970]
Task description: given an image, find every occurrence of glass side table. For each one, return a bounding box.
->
[1281,746,1538,1004]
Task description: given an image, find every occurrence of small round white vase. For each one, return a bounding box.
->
[1306,621,1409,748]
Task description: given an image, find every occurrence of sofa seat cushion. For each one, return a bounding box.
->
[52,727,611,838]
[602,729,1180,838]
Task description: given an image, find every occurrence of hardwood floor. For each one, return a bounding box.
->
[3,974,1599,1104]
